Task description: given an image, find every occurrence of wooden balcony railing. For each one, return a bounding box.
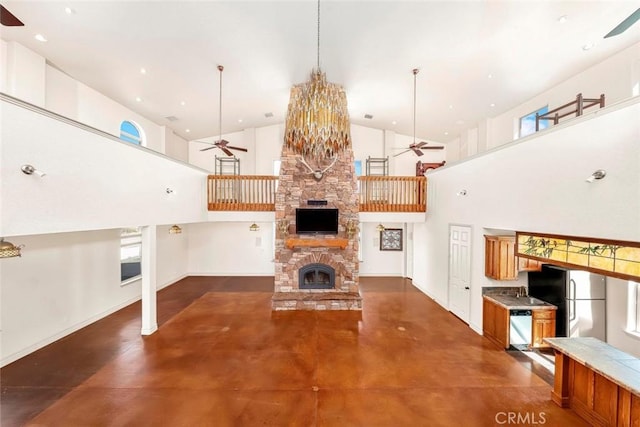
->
[358,176,426,212]
[207,175,427,213]
[207,175,277,211]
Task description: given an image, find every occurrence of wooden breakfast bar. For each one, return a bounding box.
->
[544,337,640,426]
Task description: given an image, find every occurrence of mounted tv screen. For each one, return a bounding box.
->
[296,208,339,235]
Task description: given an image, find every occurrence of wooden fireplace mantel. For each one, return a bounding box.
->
[285,238,349,250]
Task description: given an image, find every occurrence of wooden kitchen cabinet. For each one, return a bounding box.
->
[531,309,556,348]
[485,235,542,280]
[483,298,510,349]
[518,257,544,272]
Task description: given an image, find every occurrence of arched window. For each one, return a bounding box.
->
[120,121,143,145]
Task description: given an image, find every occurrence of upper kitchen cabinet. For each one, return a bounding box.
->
[485,235,542,280]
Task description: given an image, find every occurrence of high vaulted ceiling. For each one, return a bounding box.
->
[2,1,639,143]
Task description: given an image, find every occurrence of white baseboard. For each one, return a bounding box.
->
[1,294,142,368]
[187,272,275,277]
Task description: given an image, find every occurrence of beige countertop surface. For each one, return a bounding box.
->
[544,337,640,396]
[483,294,558,310]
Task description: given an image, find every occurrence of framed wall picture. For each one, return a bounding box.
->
[380,228,402,251]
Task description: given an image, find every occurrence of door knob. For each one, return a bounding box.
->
[464,286,470,290]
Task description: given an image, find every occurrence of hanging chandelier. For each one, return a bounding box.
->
[284,0,351,160]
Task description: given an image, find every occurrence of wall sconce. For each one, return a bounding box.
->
[21,164,46,177]
[346,220,358,238]
[0,238,24,258]
[277,219,289,237]
[457,190,467,196]
[586,169,606,183]
[376,223,385,232]
[249,223,260,232]
[168,225,182,234]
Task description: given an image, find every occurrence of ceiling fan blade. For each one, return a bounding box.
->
[215,139,230,147]
[422,146,445,150]
[220,146,234,156]
[0,5,24,26]
[193,140,216,146]
[200,146,217,152]
[393,149,412,157]
[226,146,248,152]
[604,7,640,38]
[414,150,425,157]
[415,141,429,148]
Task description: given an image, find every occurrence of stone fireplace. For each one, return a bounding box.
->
[272,148,362,310]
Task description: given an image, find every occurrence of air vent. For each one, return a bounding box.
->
[165,116,179,122]
[364,114,373,119]
[265,112,274,118]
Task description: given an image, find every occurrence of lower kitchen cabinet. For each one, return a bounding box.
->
[483,298,510,349]
[531,309,556,348]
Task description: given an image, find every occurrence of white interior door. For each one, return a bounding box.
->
[449,225,471,323]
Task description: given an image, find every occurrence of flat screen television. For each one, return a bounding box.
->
[296,208,339,235]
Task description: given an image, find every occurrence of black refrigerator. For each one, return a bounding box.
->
[528,264,606,340]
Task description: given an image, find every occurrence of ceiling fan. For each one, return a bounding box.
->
[1,4,25,26]
[196,65,247,157]
[604,7,640,38]
[393,68,444,157]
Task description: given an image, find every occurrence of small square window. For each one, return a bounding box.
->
[519,106,549,138]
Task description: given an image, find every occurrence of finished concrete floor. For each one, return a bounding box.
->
[1,277,587,426]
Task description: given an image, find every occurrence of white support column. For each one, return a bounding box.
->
[140,225,158,335]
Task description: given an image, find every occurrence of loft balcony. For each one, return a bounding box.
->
[207,175,427,213]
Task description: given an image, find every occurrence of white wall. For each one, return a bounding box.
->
[0,225,190,366]
[0,230,139,365]
[187,222,275,276]
[360,222,406,276]
[1,99,208,237]
[490,42,640,149]
[414,99,640,351]
[164,129,189,163]
[1,40,174,157]
[157,224,189,287]
[4,42,45,107]
[606,278,640,358]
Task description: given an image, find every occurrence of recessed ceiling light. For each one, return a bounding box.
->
[558,15,568,23]
[391,121,397,125]
[582,42,594,51]
[135,97,142,102]
[180,101,186,106]
[490,103,495,107]
[487,74,493,79]
[34,34,47,42]
[140,68,147,75]
[448,105,453,109]
[238,119,243,123]
[185,129,190,133]
[64,7,75,15]
[444,131,449,136]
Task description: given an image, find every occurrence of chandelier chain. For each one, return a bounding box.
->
[317,0,320,70]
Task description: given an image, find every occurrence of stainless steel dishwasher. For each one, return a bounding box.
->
[509,309,532,347]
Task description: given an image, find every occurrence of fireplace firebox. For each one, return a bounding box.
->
[299,263,335,289]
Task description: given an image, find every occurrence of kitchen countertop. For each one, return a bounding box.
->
[483,294,558,310]
[544,337,640,396]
